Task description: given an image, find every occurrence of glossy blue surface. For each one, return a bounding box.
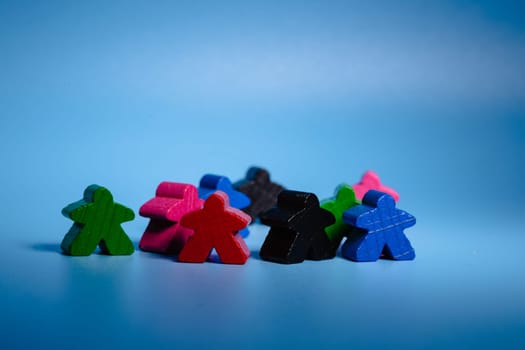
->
[1,1,524,349]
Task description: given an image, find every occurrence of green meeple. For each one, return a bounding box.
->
[321,184,360,247]
[61,185,135,256]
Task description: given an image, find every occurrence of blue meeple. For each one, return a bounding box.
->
[342,190,416,262]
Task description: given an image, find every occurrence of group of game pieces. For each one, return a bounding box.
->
[60,167,416,264]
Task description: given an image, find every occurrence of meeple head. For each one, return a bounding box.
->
[84,184,113,204]
[200,174,233,192]
[246,166,270,185]
[156,182,198,200]
[361,170,380,186]
[362,190,395,211]
[334,184,358,205]
[203,191,230,210]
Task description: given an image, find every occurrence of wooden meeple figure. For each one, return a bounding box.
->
[320,184,360,256]
[342,190,415,262]
[352,170,399,202]
[178,191,251,264]
[139,182,203,254]
[234,166,284,222]
[61,185,135,256]
[259,190,335,264]
[198,174,251,238]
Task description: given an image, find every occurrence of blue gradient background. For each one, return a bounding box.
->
[1,1,524,349]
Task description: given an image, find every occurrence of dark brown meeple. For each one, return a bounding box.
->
[233,167,284,222]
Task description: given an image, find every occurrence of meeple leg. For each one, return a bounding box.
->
[260,227,308,264]
[307,231,337,260]
[139,219,177,253]
[342,231,383,262]
[178,231,213,263]
[214,233,250,264]
[382,229,415,260]
[61,224,102,256]
[99,225,134,255]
